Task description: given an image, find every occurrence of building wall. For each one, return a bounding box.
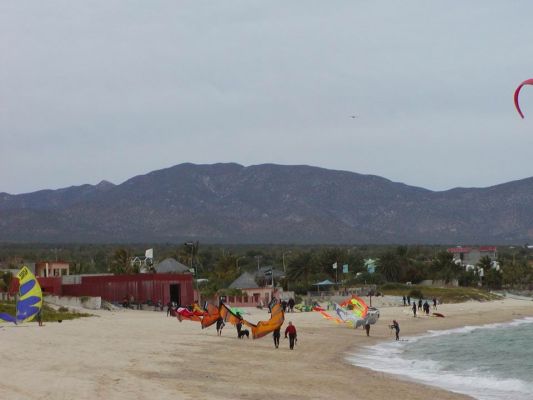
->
[223,288,281,307]
[61,274,194,306]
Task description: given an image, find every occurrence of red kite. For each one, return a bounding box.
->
[514,79,533,118]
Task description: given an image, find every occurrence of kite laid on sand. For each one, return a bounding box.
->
[514,79,533,118]
[176,307,203,322]
[0,266,43,324]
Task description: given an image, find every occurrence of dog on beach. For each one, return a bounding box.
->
[238,329,249,339]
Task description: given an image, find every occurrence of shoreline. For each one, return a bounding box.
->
[346,314,533,400]
[1,298,532,399]
[341,297,533,400]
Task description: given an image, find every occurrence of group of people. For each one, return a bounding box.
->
[214,314,298,350]
[405,296,438,317]
[280,298,295,313]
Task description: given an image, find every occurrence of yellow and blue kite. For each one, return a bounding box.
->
[0,266,43,324]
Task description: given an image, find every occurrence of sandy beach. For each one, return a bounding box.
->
[1,297,532,400]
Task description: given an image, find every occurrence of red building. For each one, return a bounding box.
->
[33,273,195,306]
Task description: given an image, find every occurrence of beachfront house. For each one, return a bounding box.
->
[447,246,498,269]
[35,261,70,277]
[225,269,286,307]
[364,259,378,274]
[130,248,155,272]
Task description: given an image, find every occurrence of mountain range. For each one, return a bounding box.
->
[1,163,533,244]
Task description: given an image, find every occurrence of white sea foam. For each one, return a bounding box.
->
[348,317,533,400]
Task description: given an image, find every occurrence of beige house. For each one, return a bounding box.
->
[35,261,70,277]
[225,272,280,306]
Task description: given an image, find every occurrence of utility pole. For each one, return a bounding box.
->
[236,256,246,271]
[282,251,291,291]
[185,242,198,300]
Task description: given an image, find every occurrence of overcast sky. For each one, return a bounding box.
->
[2,1,533,194]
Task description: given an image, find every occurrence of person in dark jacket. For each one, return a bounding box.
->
[288,298,295,313]
[284,321,297,350]
[273,327,281,348]
[364,321,371,336]
[216,317,225,336]
[391,320,400,340]
[412,302,417,317]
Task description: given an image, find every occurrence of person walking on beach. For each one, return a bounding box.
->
[216,317,225,336]
[433,297,437,310]
[364,321,371,336]
[412,302,417,317]
[402,296,406,306]
[288,298,295,313]
[418,299,422,311]
[36,308,43,327]
[407,296,411,306]
[285,321,297,350]
[423,301,430,315]
[391,320,400,340]
[273,327,281,348]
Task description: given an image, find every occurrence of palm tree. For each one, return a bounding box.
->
[109,248,132,274]
[431,251,462,284]
[377,251,401,282]
[286,252,316,288]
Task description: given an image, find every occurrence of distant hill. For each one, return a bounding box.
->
[1,163,533,244]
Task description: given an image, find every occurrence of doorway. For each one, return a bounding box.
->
[169,284,181,306]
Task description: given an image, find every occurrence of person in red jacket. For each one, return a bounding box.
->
[284,321,297,350]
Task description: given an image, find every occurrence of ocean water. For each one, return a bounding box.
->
[348,317,533,400]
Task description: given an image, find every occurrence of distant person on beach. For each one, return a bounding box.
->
[216,317,225,336]
[402,296,406,306]
[281,300,287,313]
[412,302,417,317]
[407,296,411,305]
[288,298,295,313]
[423,301,430,315]
[285,321,297,350]
[433,297,437,309]
[273,327,281,348]
[166,302,172,317]
[418,299,422,310]
[364,321,371,336]
[36,309,43,327]
[391,320,400,340]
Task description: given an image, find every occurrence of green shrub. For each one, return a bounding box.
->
[381,283,408,291]
[408,289,424,299]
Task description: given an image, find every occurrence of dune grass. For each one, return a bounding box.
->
[379,284,501,303]
[0,301,93,322]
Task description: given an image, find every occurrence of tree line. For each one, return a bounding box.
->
[1,243,532,294]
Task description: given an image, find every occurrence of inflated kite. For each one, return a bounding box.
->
[0,266,43,324]
[243,303,285,339]
[219,303,244,325]
[316,295,379,329]
[514,79,533,118]
[339,295,368,318]
[201,303,221,329]
[312,306,343,324]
